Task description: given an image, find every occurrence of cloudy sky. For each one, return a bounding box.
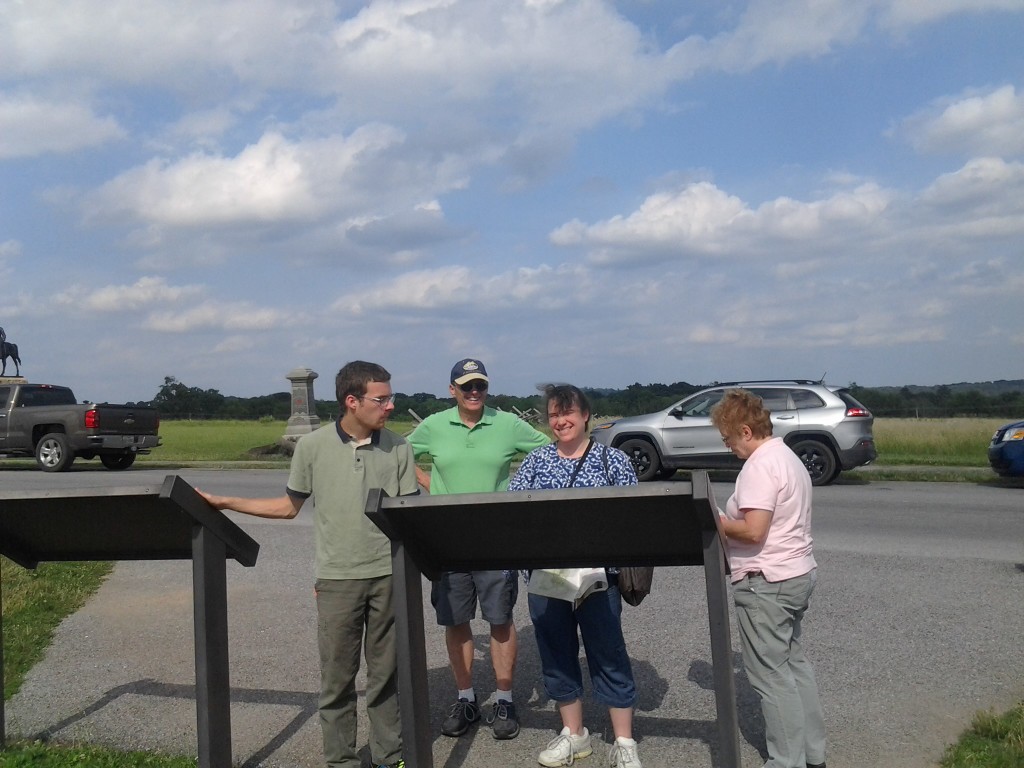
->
[1,0,1022,403]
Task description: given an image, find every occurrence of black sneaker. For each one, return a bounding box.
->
[374,761,405,768]
[441,698,480,737]
[486,700,520,740]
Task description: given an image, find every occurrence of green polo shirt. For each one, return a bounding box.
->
[287,421,418,580]
[408,406,549,494]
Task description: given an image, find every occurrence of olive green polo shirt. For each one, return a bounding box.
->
[287,420,418,580]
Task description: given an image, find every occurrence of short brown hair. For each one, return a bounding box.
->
[542,383,591,429]
[710,388,773,439]
[335,361,391,405]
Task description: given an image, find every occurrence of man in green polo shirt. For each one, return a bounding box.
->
[200,361,417,768]
[408,358,549,741]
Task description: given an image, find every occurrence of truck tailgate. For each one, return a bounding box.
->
[93,405,160,435]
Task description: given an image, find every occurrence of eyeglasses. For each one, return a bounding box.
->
[359,394,396,408]
[721,427,749,444]
[458,381,488,393]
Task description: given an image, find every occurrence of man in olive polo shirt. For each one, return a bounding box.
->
[408,358,549,741]
[200,361,417,768]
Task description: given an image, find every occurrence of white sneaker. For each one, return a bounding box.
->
[609,737,642,768]
[538,726,593,766]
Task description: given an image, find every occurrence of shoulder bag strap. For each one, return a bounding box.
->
[566,438,594,488]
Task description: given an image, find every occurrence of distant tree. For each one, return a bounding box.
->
[150,376,1024,422]
[153,376,225,418]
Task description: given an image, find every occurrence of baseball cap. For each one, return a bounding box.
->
[450,358,489,385]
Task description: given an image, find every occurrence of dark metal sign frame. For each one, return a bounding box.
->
[0,475,259,768]
[365,470,741,768]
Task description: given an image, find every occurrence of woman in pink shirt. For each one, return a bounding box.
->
[711,389,826,768]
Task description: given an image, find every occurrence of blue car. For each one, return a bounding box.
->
[988,419,1024,477]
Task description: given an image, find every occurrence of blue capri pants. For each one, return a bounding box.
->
[528,577,637,709]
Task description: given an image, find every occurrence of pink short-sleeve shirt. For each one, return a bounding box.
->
[723,437,817,583]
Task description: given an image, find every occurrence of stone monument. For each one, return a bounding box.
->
[282,367,321,443]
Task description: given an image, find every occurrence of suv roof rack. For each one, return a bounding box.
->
[710,379,822,387]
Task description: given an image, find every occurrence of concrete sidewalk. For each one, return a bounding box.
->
[6,501,1024,768]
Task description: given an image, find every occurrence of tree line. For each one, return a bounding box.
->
[151,376,1024,421]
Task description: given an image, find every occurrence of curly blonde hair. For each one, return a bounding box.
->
[710,388,773,439]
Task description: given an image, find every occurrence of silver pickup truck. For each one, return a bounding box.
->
[0,381,161,471]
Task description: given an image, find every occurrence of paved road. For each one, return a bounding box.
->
[3,468,1023,768]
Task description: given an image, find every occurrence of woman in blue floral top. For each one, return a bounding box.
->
[508,384,642,768]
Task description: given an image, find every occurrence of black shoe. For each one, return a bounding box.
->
[441,698,480,737]
[486,700,520,740]
[374,761,405,768]
[807,763,826,768]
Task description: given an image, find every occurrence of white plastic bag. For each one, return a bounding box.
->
[527,567,609,605]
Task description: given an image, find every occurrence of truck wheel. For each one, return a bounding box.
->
[36,432,75,472]
[100,453,137,470]
[619,438,662,482]
[791,439,837,486]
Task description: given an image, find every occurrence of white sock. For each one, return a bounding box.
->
[458,687,475,702]
[615,736,636,746]
[496,688,513,703]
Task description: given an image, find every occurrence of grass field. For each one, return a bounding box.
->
[139,416,1002,467]
[872,417,1004,466]
[136,417,419,463]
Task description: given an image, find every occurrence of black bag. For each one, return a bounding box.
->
[617,566,654,607]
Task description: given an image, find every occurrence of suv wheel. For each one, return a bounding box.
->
[619,438,661,482]
[790,439,838,487]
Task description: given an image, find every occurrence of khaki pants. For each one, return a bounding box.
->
[733,570,826,768]
[315,576,401,768]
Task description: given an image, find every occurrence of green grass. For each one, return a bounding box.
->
[140,416,999,467]
[137,418,419,463]
[0,743,196,767]
[1,559,112,701]
[2,416,1020,766]
[873,417,1004,466]
[940,703,1024,768]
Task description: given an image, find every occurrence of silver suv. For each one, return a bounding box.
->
[591,380,876,486]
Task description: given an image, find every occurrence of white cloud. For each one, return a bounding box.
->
[84,132,317,226]
[83,126,426,227]
[211,335,256,354]
[0,93,123,158]
[900,84,1024,157]
[325,0,674,129]
[667,0,870,76]
[550,181,893,264]
[332,262,597,315]
[52,276,204,312]
[144,301,296,332]
[0,0,333,88]
[552,183,747,255]
[919,157,1024,225]
[0,240,21,260]
[879,0,1024,28]
[665,0,1024,78]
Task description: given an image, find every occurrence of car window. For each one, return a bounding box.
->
[678,390,724,417]
[837,391,870,411]
[0,386,8,408]
[791,389,825,409]
[750,388,791,412]
[17,386,77,407]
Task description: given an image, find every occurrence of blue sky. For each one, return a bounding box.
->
[1,0,1022,403]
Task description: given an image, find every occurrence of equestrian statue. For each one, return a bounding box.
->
[0,327,21,377]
